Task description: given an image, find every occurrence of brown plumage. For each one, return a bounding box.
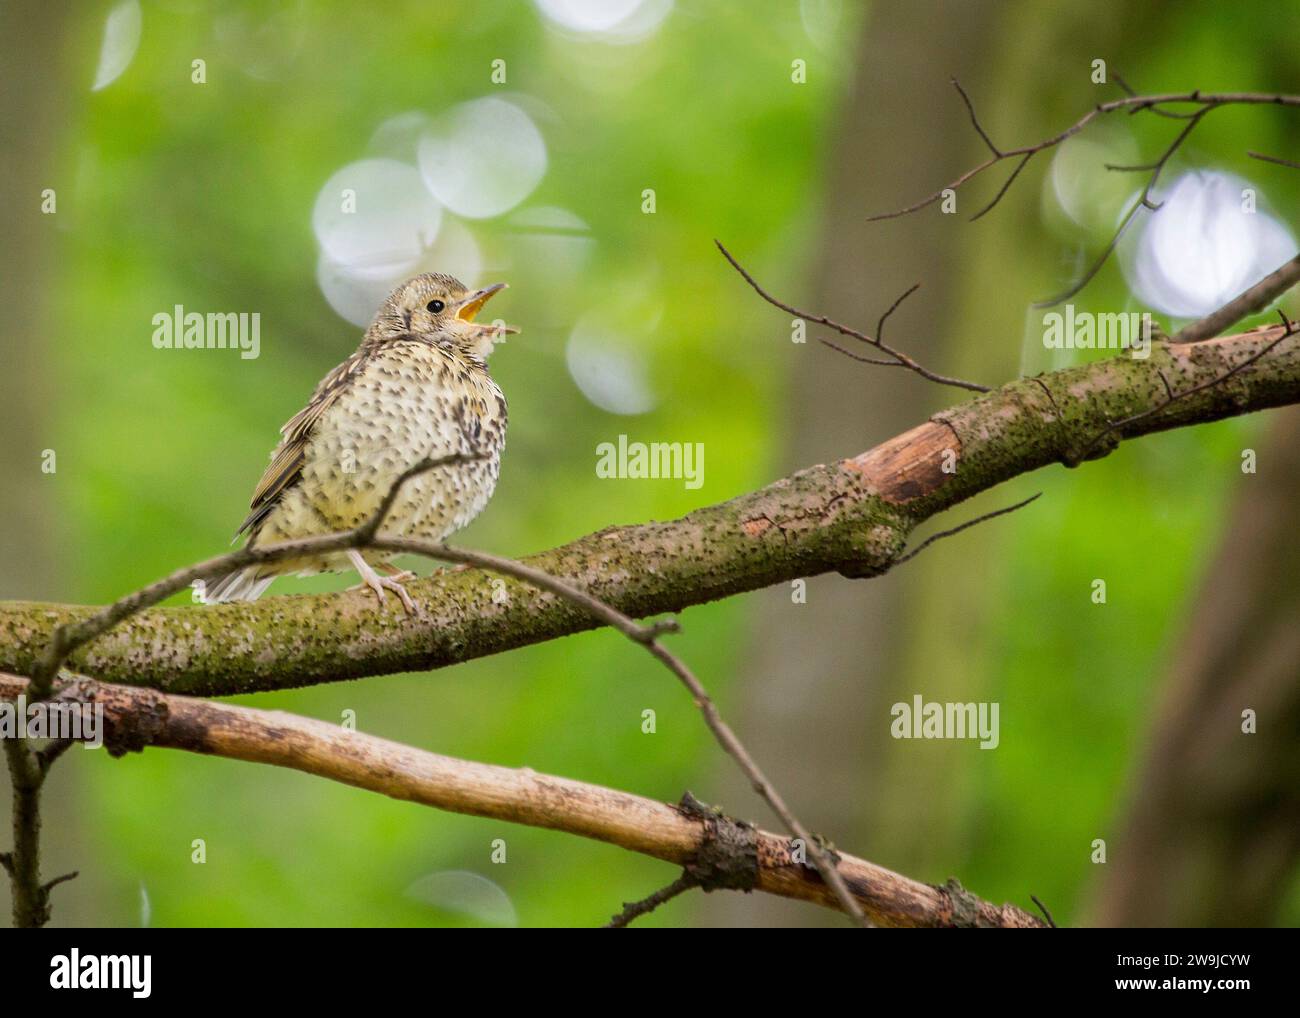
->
[204,273,516,613]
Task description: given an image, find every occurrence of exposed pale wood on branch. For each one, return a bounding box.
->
[1,326,1297,696]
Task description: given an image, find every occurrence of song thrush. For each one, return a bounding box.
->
[204,273,515,613]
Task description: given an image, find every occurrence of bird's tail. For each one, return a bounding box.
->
[200,566,276,604]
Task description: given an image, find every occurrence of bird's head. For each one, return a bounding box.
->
[368,272,517,360]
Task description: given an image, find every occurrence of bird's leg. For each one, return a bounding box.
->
[347,549,418,615]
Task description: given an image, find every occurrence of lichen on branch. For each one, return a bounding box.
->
[0,325,1295,698]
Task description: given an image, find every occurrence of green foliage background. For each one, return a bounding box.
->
[3,0,1297,927]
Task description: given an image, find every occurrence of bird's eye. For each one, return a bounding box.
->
[426,299,445,314]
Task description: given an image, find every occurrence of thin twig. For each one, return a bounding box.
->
[952,77,1001,157]
[6,453,485,928]
[7,324,1298,698]
[893,493,1043,566]
[3,738,47,927]
[1033,109,1209,308]
[1031,894,1058,928]
[1247,150,1300,171]
[604,874,696,928]
[715,240,990,393]
[1171,253,1300,344]
[36,739,75,775]
[867,86,1300,305]
[868,90,1300,223]
[25,452,485,700]
[41,871,79,894]
[369,537,870,927]
[13,452,871,927]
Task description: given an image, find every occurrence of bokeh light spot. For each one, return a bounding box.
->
[92,0,142,92]
[418,97,547,220]
[1122,170,1297,319]
[312,158,443,280]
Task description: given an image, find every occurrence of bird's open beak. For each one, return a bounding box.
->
[455,283,518,333]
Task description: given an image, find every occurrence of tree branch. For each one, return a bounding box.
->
[364,538,866,924]
[0,671,1044,928]
[868,89,1300,223]
[714,240,991,393]
[1084,312,1298,455]
[3,326,1295,697]
[9,456,874,925]
[1171,253,1300,344]
[868,86,1300,305]
[1247,150,1300,171]
[2,737,47,927]
[604,875,696,928]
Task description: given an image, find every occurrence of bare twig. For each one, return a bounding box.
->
[867,85,1300,305]
[35,738,74,774]
[869,89,1300,223]
[952,77,1001,157]
[715,240,991,393]
[1034,108,1208,308]
[604,874,696,928]
[367,538,866,925]
[1110,73,1199,121]
[6,453,484,927]
[25,452,485,700]
[1031,894,1058,928]
[893,493,1042,566]
[14,457,871,926]
[1172,253,1300,344]
[8,324,1300,926]
[1247,150,1300,171]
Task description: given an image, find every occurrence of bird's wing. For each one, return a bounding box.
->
[235,350,370,538]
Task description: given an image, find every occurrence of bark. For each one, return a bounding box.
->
[0,326,1296,697]
[0,670,1044,927]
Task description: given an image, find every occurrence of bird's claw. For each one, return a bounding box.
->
[363,575,418,615]
[348,549,420,616]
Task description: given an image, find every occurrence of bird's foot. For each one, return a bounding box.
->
[370,574,418,615]
[348,550,419,616]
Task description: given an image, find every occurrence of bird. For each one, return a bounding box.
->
[203,272,515,614]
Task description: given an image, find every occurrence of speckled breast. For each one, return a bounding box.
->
[299,339,507,542]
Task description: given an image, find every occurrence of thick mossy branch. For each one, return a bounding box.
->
[0,326,1294,697]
